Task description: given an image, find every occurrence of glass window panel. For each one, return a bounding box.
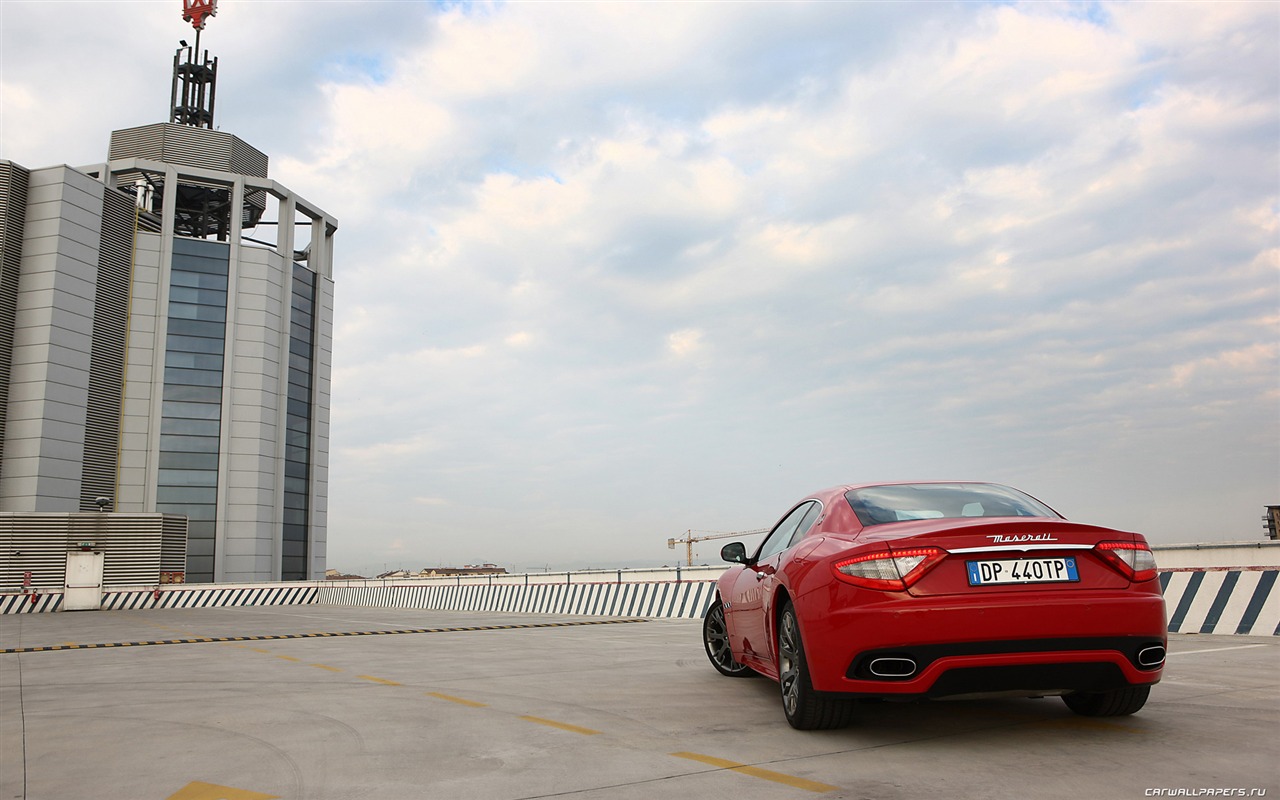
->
[159,451,220,470]
[186,557,214,582]
[162,401,222,420]
[173,237,230,259]
[286,445,309,463]
[187,520,218,539]
[282,540,307,557]
[287,397,310,418]
[169,271,228,290]
[171,251,228,273]
[283,524,308,541]
[161,417,221,437]
[158,469,218,487]
[169,285,228,306]
[287,414,310,434]
[159,433,220,453]
[286,429,309,448]
[172,255,230,275]
[844,483,1060,527]
[284,508,308,526]
[186,539,215,556]
[164,366,223,387]
[166,334,224,355]
[284,465,307,483]
[156,486,218,504]
[283,493,308,509]
[168,318,226,339]
[168,302,226,322]
[158,503,216,521]
[164,351,224,370]
[163,384,222,403]
[289,338,312,358]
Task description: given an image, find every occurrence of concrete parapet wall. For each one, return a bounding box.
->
[1152,541,1280,569]
[3,543,1277,634]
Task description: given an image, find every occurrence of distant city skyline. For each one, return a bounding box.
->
[3,1,1276,576]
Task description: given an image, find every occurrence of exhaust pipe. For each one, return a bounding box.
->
[1137,645,1166,668]
[868,656,917,678]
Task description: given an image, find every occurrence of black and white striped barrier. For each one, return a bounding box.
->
[0,584,317,614]
[3,570,1278,634]
[317,580,719,620]
[1160,568,1279,636]
[0,592,62,614]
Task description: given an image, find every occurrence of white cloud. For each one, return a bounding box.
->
[666,329,704,358]
[4,0,1276,569]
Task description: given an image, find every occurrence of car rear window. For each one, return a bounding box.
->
[844,483,1060,527]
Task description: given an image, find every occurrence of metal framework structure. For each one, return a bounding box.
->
[667,529,768,566]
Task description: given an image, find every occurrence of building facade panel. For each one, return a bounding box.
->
[1,114,335,582]
[0,166,106,514]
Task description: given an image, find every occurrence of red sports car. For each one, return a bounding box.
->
[702,482,1166,729]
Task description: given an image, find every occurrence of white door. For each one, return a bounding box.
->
[64,551,105,611]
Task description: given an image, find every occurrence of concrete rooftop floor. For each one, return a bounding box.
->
[1,605,1276,800]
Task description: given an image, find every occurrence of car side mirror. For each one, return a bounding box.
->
[720,542,748,564]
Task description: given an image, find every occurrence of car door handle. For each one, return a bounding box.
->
[756,571,767,581]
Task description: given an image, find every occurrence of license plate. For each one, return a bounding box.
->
[966,557,1079,586]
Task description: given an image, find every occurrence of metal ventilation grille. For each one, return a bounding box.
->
[0,514,188,590]
[79,189,135,511]
[161,515,187,573]
[108,123,268,177]
[0,162,29,480]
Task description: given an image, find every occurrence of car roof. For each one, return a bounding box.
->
[815,480,1000,495]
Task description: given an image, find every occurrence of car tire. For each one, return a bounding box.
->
[703,598,754,677]
[777,601,853,730]
[1062,685,1150,717]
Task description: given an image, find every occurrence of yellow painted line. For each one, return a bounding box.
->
[0,618,651,655]
[519,715,601,736]
[670,752,839,794]
[427,692,487,708]
[310,664,343,672]
[275,655,302,663]
[249,647,272,654]
[166,780,281,799]
[358,675,401,686]
[60,641,78,646]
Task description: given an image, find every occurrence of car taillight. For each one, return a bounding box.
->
[1095,541,1158,582]
[833,547,947,591]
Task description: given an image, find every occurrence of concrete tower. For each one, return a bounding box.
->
[0,1,335,583]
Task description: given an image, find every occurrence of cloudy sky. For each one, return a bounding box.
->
[2,1,1276,575]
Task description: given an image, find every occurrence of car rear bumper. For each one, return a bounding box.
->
[798,588,1166,697]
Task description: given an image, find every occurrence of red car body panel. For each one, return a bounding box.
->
[715,482,1166,699]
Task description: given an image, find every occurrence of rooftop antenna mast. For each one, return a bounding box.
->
[173,0,219,128]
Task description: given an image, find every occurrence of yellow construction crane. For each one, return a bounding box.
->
[667,529,768,566]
